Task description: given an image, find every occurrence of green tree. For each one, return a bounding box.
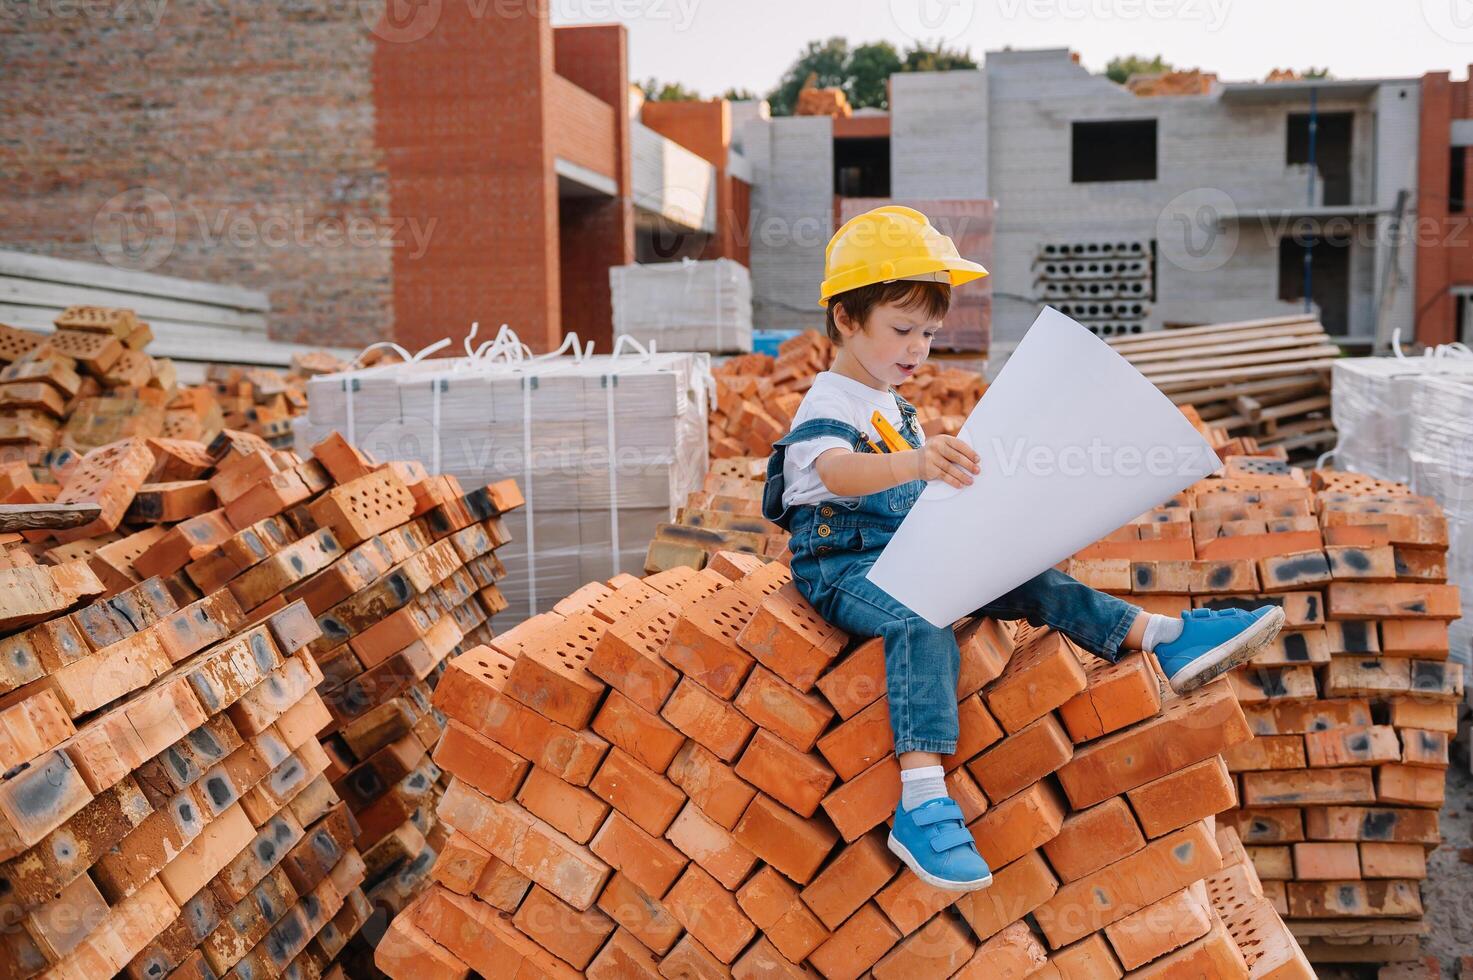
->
[721,86,760,101]
[766,38,977,115]
[1303,67,1332,79]
[639,77,702,102]
[1105,54,1172,85]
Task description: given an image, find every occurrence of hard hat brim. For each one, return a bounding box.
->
[818,259,990,307]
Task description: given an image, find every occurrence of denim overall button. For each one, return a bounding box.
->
[819,505,834,517]
[816,524,831,537]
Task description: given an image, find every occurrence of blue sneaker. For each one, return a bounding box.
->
[1153,605,1286,694]
[887,797,993,891]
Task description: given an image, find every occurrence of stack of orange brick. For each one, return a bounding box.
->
[373,535,1313,978]
[0,307,340,467]
[0,427,523,978]
[1065,458,1463,968]
[645,459,786,574]
[709,332,986,461]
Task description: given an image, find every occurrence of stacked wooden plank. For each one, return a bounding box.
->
[0,307,332,465]
[374,529,1311,977]
[0,427,523,979]
[1105,314,1340,458]
[1064,454,1461,970]
[644,458,787,574]
[710,331,986,461]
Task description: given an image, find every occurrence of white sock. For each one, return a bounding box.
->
[899,765,948,811]
[1140,613,1184,653]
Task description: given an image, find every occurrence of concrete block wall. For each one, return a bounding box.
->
[1373,81,1421,344]
[747,116,833,332]
[891,70,989,200]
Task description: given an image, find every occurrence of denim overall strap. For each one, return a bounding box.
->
[761,417,870,531]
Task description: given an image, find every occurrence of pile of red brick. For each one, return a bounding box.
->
[374,528,1311,977]
[0,426,521,978]
[1066,459,1463,968]
[645,459,785,574]
[0,307,337,465]
[709,332,985,460]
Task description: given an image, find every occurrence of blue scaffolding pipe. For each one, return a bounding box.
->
[1303,86,1317,314]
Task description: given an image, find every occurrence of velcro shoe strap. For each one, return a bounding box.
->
[911,801,965,827]
[929,827,976,853]
[1185,607,1213,619]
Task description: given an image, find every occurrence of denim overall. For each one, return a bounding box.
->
[762,391,1142,756]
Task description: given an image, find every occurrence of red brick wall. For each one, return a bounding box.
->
[0,2,395,348]
[1417,71,1462,346]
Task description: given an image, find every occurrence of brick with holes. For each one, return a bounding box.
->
[659,586,760,699]
[735,581,847,693]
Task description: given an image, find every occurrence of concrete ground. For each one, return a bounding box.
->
[1422,734,1472,977]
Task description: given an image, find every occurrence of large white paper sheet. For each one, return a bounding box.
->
[866,307,1221,628]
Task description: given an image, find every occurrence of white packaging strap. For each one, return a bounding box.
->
[343,336,451,446]
[603,334,661,576]
[522,373,537,618]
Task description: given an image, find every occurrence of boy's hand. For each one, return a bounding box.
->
[913,435,980,488]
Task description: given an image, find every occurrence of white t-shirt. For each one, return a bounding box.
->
[780,371,923,508]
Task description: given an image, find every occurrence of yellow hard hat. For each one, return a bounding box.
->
[819,205,989,307]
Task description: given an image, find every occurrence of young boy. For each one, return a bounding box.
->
[761,205,1284,892]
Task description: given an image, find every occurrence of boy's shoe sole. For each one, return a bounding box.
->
[886,832,993,892]
[1166,606,1286,695]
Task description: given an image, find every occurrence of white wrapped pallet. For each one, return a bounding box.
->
[1406,374,1473,664]
[610,258,753,354]
[1331,356,1473,483]
[295,337,711,627]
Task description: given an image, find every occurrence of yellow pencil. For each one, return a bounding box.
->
[871,410,909,453]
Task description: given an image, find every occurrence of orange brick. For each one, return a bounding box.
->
[956,850,1059,941]
[1126,755,1238,839]
[971,779,1068,869]
[734,866,831,964]
[874,867,958,936]
[820,755,901,843]
[733,793,838,885]
[735,729,835,818]
[940,695,1006,770]
[1223,734,1308,772]
[409,885,583,979]
[967,713,1073,802]
[586,595,682,713]
[660,587,759,698]
[664,864,756,963]
[815,697,893,782]
[1378,763,1444,807]
[1057,653,1162,743]
[587,928,662,978]
[589,810,688,900]
[734,665,834,752]
[664,799,758,889]
[815,637,885,719]
[807,902,899,980]
[664,740,755,831]
[592,689,686,773]
[473,858,532,911]
[1103,883,1212,969]
[373,914,469,980]
[1126,920,1248,979]
[432,719,529,803]
[1293,842,1361,880]
[1304,725,1401,767]
[511,884,616,971]
[1042,932,1124,979]
[1057,678,1251,809]
[946,767,990,823]
[437,781,610,911]
[732,937,815,980]
[589,746,685,837]
[596,872,683,956]
[955,617,1014,696]
[799,831,900,930]
[1041,796,1146,883]
[984,627,1089,733]
[659,933,732,977]
[1359,842,1427,879]
[1240,767,1376,807]
[661,678,754,763]
[515,766,612,845]
[872,913,976,978]
[430,832,492,895]
[952,921,1048,979]
[1033,821,1222,948]
[735,581,846,692]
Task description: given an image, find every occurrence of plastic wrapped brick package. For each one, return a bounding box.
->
[610,258,754,355]
[1407,374,1473,663]
[1330,357,1473,484]
[295,345,711,629]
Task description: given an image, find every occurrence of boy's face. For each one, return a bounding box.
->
[834,297,941,387]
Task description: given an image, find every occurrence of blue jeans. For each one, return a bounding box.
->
[761,401,1142,756]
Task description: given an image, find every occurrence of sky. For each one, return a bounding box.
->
[549,0,1467,98]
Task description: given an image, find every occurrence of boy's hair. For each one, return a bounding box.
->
[825,280,951,345]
